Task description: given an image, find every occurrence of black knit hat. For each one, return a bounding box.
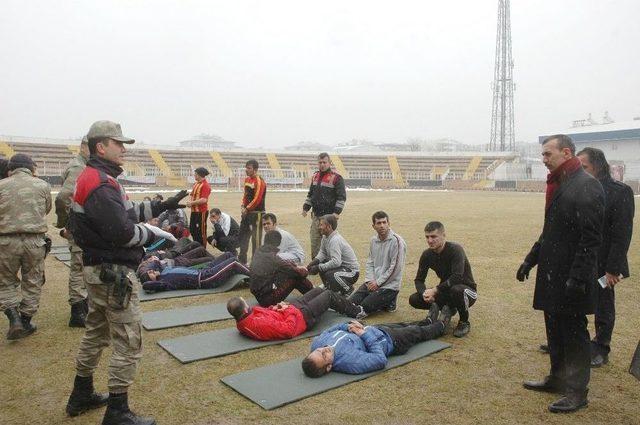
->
[194,167,210,177]
[0,158,8,179]
[8,153,36,172]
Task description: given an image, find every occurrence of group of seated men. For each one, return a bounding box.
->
[138,206,478,377]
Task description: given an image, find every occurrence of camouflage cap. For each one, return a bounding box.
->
[86,120,135,144]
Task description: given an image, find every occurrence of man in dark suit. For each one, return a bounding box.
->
[517,134,605,413]
[577,147,635,368]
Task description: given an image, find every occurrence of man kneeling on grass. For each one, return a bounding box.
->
[227,287,365,341]
[139,252,249,292]
[301,304,452,376]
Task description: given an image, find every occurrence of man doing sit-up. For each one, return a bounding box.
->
[249,230,313,306]
[226,287,364,341]
[301,305,451,377]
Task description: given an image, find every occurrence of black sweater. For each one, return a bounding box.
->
[414,241,476,294]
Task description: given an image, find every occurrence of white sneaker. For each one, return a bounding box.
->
[356,306,368,320]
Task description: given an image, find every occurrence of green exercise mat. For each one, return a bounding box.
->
[142,296,295,331]
[157,311,348,363]
[55,252,72,261]
[221,339,451,410]
[49,245,69,254]
[143,303,232,330]
[138,274,249,302]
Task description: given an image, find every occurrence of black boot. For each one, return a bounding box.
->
[81,297,89,314]
[20,314,37,336]
[4,308,26,340]
[548,390,588,413]
[66,375,109,416]
[69,301,87,328]
[102,392,156,425]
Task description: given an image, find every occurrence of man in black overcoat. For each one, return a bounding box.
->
[517,134,605,413]
[577,147,635,367]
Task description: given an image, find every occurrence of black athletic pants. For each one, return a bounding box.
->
[239,211,263,264]
[320,267,359,295]
[349,284,398,313]
[291,287,360,328]
[378,322,445,355]
[409,284,477,322]
[208,224,239,256]
[545,312,590,394]
[592,285,615,356]
[256,276,314,307]
[190,211,208,247]
[173,246,215,267]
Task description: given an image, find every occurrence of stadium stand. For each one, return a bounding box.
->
[0,137,527,190]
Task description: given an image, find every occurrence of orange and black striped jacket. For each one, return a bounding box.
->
[242,175,266,212]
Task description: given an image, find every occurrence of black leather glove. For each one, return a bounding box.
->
[516,262,532,282]
[161,190,188,211]
[307,265,320,275]
[565,278,586,297]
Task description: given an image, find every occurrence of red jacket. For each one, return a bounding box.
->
[236,305,307,340]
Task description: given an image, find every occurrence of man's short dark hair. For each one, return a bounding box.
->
[542,134,576,155]
[246,159,259,170]
[424,221,445,233]
[318,152,331,161]
[301,355,328,378]
[226,297,246,320]
[320,214,338,230]
[371,211,389,224]
[577,147,611,179]
[210,207,221,216]
[262,213,277,224]
[139,271,153,284]
[88,137,111,156]
[263,230,282,247]
[154,193,164,201]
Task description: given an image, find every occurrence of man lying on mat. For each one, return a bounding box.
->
[227,287,365,341]
[139,252,249,292]
[301,304,452,376]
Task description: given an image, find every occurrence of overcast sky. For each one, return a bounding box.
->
[1,0,639,148]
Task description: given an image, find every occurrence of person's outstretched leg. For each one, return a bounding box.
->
[379,321,445,355]
[199,257,241,288]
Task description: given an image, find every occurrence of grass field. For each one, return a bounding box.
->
[1,190,639,425]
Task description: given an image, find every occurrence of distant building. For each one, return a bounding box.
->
[539,119,640,180]
[179,134,238,150]
[284,141,332,152]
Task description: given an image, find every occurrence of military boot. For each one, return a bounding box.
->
[66,375,109,416]
[102,392,156,425]
[4,308,26,340]
[20,314,37,336]
[69,300,87,328]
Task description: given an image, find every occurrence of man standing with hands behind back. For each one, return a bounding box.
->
[302,152,347,259]
[517,134,604,414]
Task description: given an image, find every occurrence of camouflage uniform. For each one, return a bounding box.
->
[0,168,52,317]
[75,265,142,392]
[55,154,88,305]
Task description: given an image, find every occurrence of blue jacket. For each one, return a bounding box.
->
[310,323,394,374]
[158,266,199,286]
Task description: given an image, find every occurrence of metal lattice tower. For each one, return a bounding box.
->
[489,0,515,151]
